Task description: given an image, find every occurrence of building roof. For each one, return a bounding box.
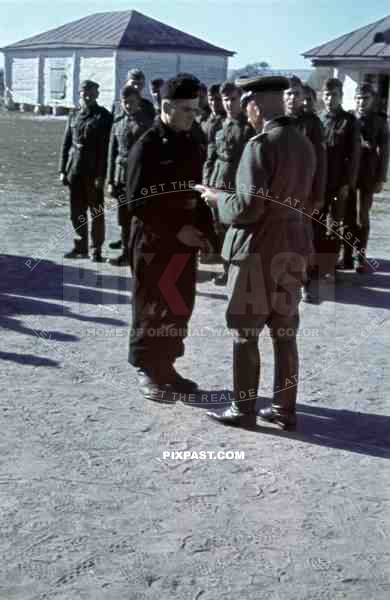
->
[303,14,390,60]
[2,10,234,56]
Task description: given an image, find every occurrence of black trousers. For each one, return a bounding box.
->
[129,246,197,368]
[69,176,105,252]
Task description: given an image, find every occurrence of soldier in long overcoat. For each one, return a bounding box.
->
[198,76,315,431]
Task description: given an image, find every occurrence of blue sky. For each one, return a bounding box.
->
[1,0,390,70]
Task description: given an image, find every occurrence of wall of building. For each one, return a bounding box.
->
[332,63,390,113]
[79,49,115,108]
[5,51,40,104]
[178,53,227,86]
[116,50,228,100]
[116,50,178,99]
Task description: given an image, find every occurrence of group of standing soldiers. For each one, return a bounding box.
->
[58,68,389,431]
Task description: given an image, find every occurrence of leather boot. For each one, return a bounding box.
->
[64,238,89,259]
[258,334,298,431]
[207,334,259,428]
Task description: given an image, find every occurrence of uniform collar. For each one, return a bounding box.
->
[263,115,293,132]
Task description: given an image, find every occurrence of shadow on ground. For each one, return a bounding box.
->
[0,254,128,365]
[182,392,390,459]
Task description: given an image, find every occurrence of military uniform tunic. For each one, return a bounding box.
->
[107,110,151,226]
[126,118,216,368]
[60,103,113,252]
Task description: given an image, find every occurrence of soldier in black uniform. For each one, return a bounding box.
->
[320,78,361,273]
[203,81,254,285]
[284,76,327,301]
[126,76,217,400]
[107,86,151,266]
[59,80,113,261]
[351,82,389,273]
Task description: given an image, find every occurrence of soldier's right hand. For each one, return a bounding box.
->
[177,225,205,248]
[59,173,69,186]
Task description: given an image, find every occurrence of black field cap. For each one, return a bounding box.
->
[322,77,343,92]
[236,75,290,93]
[127,68,145,81]
[80,80,99,91]
[355,82,375,96]
[160,76,200,100]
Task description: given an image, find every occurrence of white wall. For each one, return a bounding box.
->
[7,52,39,104]
[116,50,228,99]
[178,54,227,86]
[116,50,178,99]
[79,49,115,108]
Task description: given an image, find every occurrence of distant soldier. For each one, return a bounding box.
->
[302,84,317,115]
[284,76,326,301]
[198,75,315,431]
[107,86,151,266]
[201,83,225,143]
[126,76,216,399]
[149,78,164,114]
[196,83,211,127]
[351,82,389,273]
[203,81,254,285]
[320,78,361,273]
[112,69,156,124]
[59,80,113,261]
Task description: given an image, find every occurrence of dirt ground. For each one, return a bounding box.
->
[1,110,390,600]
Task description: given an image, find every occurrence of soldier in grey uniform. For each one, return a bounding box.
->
[59,80,113,261]
[198,75,315,431]
[203,81,254,285]
[350,82,389,272]
[112,68,156,124]
[107,85,151,266]
[201,84,225,146]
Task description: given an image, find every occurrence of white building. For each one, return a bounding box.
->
[1,9,234,110]
[303,14,390,112]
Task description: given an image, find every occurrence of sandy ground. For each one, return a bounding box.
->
[0,110,390,600]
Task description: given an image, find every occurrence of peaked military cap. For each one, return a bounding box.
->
[160,76,200,100]
[80,80,99,91]
[235,75,290,93]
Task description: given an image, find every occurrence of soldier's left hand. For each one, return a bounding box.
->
[374,182,384,194]
[94,177,104,190]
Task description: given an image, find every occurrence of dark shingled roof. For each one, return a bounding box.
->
[2,10,234,56]
[303,14,390,60]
